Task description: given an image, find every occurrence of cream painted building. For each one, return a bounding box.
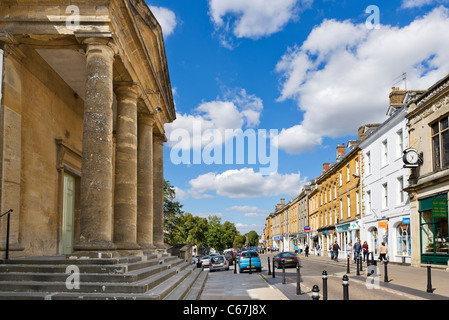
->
[0,1,175,258]
[405,73,449,267]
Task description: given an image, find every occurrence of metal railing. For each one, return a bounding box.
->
[0,209,13,260]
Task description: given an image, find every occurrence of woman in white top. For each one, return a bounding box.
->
[347,242,353,264]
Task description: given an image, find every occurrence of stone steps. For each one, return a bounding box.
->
[0,253,208,300]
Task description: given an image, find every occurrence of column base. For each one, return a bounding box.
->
[73,240,117,252]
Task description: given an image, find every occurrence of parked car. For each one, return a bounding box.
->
[238,251,262,272]
[209,255,229,272]
[200,256,210,268]
[224,251,234,265]
[273,252,300,268]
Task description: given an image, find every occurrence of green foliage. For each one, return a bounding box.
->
[163,180,240,249]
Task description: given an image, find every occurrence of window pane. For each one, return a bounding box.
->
[433,135,441,170]
[432,122,440,135]
[434,217,448,255]
[442,130,449,168]
[441,117,448,131]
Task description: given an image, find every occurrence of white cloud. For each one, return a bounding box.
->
[226,206,268,213]
[165,88,263,150]
[150,6,178,37]
[401,0,448,8]
[208,0,312,47]
[274,6,449,154]
[188,168,306,198]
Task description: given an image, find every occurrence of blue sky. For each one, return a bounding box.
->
[147,0,449,235]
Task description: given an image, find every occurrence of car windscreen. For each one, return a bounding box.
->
[279,252,296,258]
[241,252,258,258]
[211,256,225,263]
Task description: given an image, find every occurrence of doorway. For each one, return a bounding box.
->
[62,172,76,254]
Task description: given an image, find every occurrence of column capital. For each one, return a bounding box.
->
[115,83,140,102]
[138,112,156,126]
[82,37,117,60]
[154,133,167,143]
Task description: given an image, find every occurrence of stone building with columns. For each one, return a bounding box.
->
[0,0,175,258]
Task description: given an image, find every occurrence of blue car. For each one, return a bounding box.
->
[238,251,262,272]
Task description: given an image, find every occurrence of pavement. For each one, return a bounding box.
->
[200,253,449,300]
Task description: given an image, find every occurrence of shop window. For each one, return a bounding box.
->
[396,223,411,256]
[420,209,449,255]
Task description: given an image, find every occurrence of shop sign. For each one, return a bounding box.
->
[304,226,311,233]
[432,198,448,218]
[378,221,388,229]
[336,224,350,233]
[349,221,360,230]
[402,217,410,224]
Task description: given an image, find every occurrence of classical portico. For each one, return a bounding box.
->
[0,0,176,258]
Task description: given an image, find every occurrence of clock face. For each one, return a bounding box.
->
[406,150,418,164]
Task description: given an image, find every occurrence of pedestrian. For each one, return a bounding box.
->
[332,241,340,262]
[347,242,353,264]
[379,242,388,262]
[329,244,334,260]
[362,241,369,262]
[315,243,321,256]
[353,239,362,263]
[305,244,309,257]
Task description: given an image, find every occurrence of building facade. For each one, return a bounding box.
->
[0,1,175,258]
[405,73,449,267]
[359,89,413,263]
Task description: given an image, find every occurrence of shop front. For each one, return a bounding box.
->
[419,194,449,265]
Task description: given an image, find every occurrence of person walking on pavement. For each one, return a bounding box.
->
[379,242,388,262]
[329,244,334,260]
[347,242,353,264]
[332,241,340,262]
[362,241,369,262]
[353,239,362,263]
[315,243,321,256]
[305,244,309,257]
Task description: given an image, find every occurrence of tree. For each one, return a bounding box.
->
[246,230,259,247]
[163,180,186,244]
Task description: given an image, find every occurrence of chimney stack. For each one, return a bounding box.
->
[336,143,346,159]
[389,87,407,106]
[323,163,330,172]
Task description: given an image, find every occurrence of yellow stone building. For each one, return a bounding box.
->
[0,0,175,258]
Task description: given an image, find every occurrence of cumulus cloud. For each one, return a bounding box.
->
[401,0,449,8]
[274,6,449,154]
[165,88,264,150]
[188,168,306,198]
[226,206,268,213]
[208,0,312,47]
[150,6,178,37]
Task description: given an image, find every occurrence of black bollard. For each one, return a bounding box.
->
[342,275,349,300]
[296,263,301,295]
[356,255,360,276]
[234,258,237,274]
[322,271,328,300]
[312,285,320,300]
[384,260,389,282]
[359,255,363,272]
[347,256,350,273]
[249,256,252,275]
[427,261,433,293]
[268,257,271,276]
[272,258,275,278]
[282,259,286,284]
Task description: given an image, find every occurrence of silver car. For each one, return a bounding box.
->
[209,255,229,272]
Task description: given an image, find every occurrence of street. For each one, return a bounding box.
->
[200,252,449,300]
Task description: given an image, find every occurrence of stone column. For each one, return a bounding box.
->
[113,84,140,250]
[153,134,166,249]
[137,112,155,250]
[75,39,116,251]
